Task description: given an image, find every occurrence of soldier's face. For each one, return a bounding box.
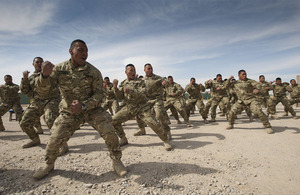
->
[259,76,265,82]
[238,71,247,80]
[290,80,296,86]
[276,80,281,85]
[144,65,153,77]
[126,66,136,80]
[69,42,88,67]
[33,58,43,72]
[216,76,222,82]
[190,79,195,85]
[4,76,12,84]
[168,77,173,84]
[104,78,109,84]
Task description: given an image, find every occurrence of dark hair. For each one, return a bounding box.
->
[259,75,265,79]
[168,76,173,79]
[104,77,109,80]
[238,69,246,75]
[125,64,135,70]
[70,39,86,49]
[33,57,43,63]
[276,77,281,81]
[190,77,195,81]
[138,75,144,78]
[144,63,152,67]
[216,74,222,77]
[290,79,295,83]
[4,75,12,79]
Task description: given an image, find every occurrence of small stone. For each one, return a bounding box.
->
[84,184,93,188]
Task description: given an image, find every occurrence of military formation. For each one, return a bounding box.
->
[0,39,299,180]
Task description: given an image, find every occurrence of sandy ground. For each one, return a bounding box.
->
[0,103,299,195]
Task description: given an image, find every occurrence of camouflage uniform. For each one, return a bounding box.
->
[143,74,170,134]
[0,83,23,130]
[185,83,206,119]
[102,82,120,115]
[256,81,275,115]
[112,78,169,144]
[164,82,190,124]
[271,83,296,116]
[225,78,271,128]
[285,84,300,113]
[20,71,60,142]
[38,59,122,165]
[203,80,230,121]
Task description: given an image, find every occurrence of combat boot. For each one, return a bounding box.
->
[266,128,274,134]
[33,163,54,180]
[270,114,279,119]
[176,120,182,124]
[34,126,44,134]
[0,124,5,131]
[134,128,146,136]
[204,119,209,124]
[249,115,254,122]
[22,137,41,148]
[292,115,298,119]
[119,136,128,147]
[186,121,192,127]
[164,140,173,151]
[282,112,288,116]
[226,124,233,130]
[210,118,216,122]
[58,142,69,156]
[112,159,127,177]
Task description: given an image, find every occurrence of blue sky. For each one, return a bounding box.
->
[0,0,300,87]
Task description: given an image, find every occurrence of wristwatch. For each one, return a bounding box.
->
[81,104,87,111]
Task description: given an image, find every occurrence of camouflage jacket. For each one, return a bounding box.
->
[143,74,164,100]
[21,71,60,101]
[205,80,227,99]
[224,78,260,105]
[271,83,291,97]
[114,77,148,113]
[185,83,205,100]
[104,82,117,100]
[290,84,300,98]
[39,59,104,113]
[256,81,272,97]
[0,83,20,104]
[165,82,184,100]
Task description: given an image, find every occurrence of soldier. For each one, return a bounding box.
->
[271,77,297,119]
[0,75,23,131]
[33,39,126,180]
[225,70,273,134]
[283,79,300,116]
[203,74,230,122]
[102,76,120,115]
[164,76,192,127]
[111,64,172,151]
[185,78,207,122]
[256,75,277,118]
[20,57,60,148]
[134,63,171,137]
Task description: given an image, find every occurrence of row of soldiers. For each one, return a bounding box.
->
[0,39,299,181]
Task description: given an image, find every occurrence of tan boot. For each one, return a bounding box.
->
[133,128,146,136]
[164,140,173,151]
[58,143,69,156]
[34,126,44,134]
[204,119,209,124]
[226,124,233,130]
[113,159,127,177]
[249,115,254,122]
[22,137,41,148]
[119,137,128,147]
[293,116,298,119]
[176,120,182,124]
[266,128,274,134]
[282,112,288,116]
[210,118,216,122]
[0,124,5,131]
[271,114,279,119]
[186,121,192,127]
[33,163,54,180]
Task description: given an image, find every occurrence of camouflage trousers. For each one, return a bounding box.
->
[20,98,60,140]
[102,99,120,115]
[203,96,230,120]
[228,100,271,128]
[185,98,205,119]
[45,107,122,164]
[256,95,275,115]
[271,96,296,116]
[0,102,23,126]
[112,105,168,142]
[164,97,189,122]
[284,97,300,113]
